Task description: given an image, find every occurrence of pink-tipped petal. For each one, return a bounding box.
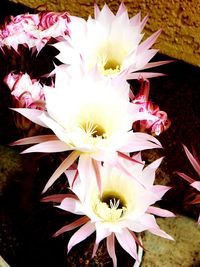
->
[41,194,71,203]
[107,234,117,267]
[115,228,138,261]
[53,216,89,237]
[120,132,162,153]
[127,72,166,80]
[176,171,195,184]
[10,134,58,146]
[151,185,171,199]
[10,108,47,127]
[68,221,95,253]
[92,159,102,196]
[143,60,175,70]
[42,151,80,194]
[147,206,176,217]
[198,214,200,225]
[183,144,200,175]
[191,181,200,191]
[116,2,126,16]
[56,196,83,214]
[148,227,174,241]
[138,29,162,53]
[21,140,71,153]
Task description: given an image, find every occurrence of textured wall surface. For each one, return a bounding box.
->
[9,0,200,66]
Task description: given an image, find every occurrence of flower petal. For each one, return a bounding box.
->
[68,221,96,253]
[53,216,89,237]
[147,206,176,217]
[11,108,47,127]
[10,134,58,146]
[42,150,80,193]
[21,140,71,153]
[115,228,138,261]
[107,234,117,267]
[183,144,200,175]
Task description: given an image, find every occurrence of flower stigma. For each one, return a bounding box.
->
[94,191,127,222]
[81,121,106,138]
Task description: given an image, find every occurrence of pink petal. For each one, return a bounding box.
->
[191,181,200,191]
[41,194,72,203]
[94,3,100,19]
[148,227,174,240]
[127,72,166,80]
[92,223,111,257]
[183,144,200,175]
[56,196,85,215]
[10,134,58,146]
[116,2,126,16]
[140,14,148,31]
[138,29,162,53]
[115,228,138,261]
[176,171,195,184]
[21,140,71,153]
[143,60,175,70]
[198,214,200,225]
[142,157,163,188]
[120,132,162,153]
[77,154,95,201]
[68,221,95,253]
[53,216,89,237]
[10,108,47,127]
[92,159,102,196]
[107,234,117,267]
[42,151,80,194]
[147,206,175,217]
[151,185,171,199]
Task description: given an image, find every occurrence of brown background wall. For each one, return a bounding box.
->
[8,0,200,67]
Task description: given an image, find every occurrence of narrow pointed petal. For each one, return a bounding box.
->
[127,72,166,80]
[148,227,174,240]
[147,206,176,217]
[56,196,83,214]
[77,154,96,201]
[151,185,171,199]
[190,195,200,204]
[138,29,162,53]
[10,135,58,146]
[94,3,100,19]
[68,221,95,253]
[116,228,138,261]
[42,151,80,193]
[183,145,200,175]
[176,171,195,184]
[11,108,48,127]
[120,132,162,153]
[116,2,126,16]
[191,181,200,191]
[142,157,163,188]
[92,224,110,257]
[107,234,117,267]
[21,140,71,153]
[143,60,175,70]
[92,159,102,196]
[198,214,200,224]
[41,194,72,203]
[53,216,89,237]
[140,14,148,31]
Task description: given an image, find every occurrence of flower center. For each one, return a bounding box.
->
[81,121,106,138]
[95,192,127,222]
[104,58,120,71]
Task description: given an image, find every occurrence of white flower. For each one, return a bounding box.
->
[54,3,164,80]
[12,68,161,193]
[52,155,174,267]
